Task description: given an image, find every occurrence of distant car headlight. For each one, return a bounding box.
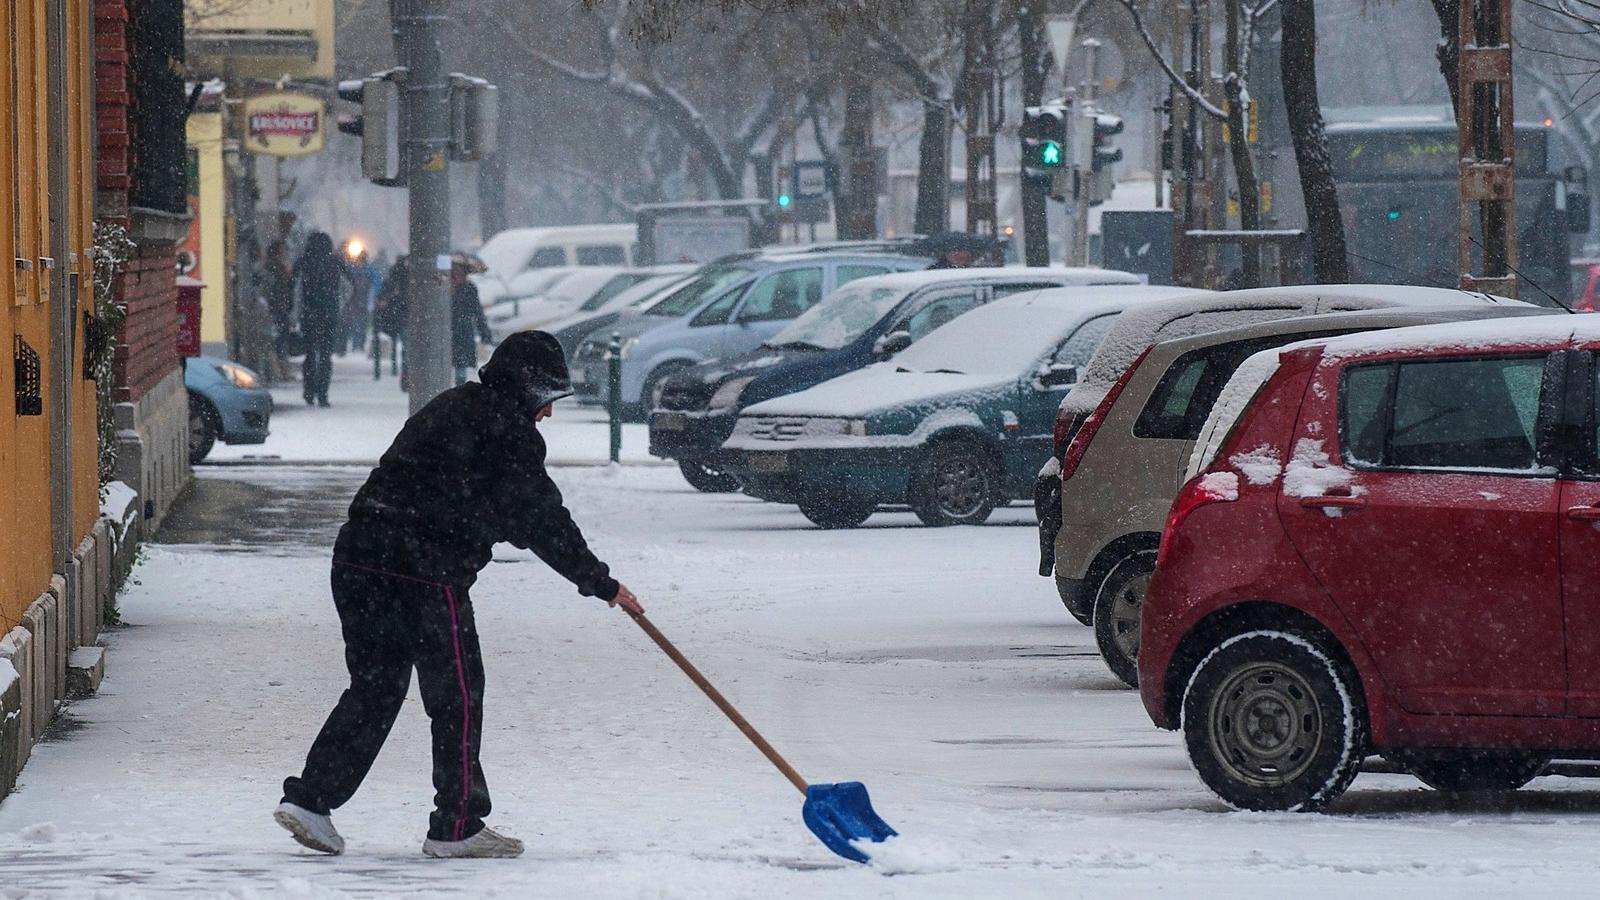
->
[214,362,259,390]
[709,375,757,411]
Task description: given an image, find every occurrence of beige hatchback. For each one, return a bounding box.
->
[1036,287,1546,687]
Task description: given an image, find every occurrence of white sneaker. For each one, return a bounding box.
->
[422,825,524,859]
[274,802,345,855]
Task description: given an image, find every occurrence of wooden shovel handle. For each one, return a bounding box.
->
[628,609,810,796]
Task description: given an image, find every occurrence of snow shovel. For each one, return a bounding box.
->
[627,609,898,864]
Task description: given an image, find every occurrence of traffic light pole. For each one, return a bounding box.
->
[393,0,453,413]
[1069,40,1100,267]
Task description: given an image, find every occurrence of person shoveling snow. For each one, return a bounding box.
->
[274,331,642,859]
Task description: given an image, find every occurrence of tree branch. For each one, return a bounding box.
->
[1116,0,1228,119]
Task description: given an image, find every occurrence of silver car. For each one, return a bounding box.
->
[571,249,931,416]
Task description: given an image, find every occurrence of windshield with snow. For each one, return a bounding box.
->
[893,305,1116,376]
[764,285,905,350]
[644,264,756,317]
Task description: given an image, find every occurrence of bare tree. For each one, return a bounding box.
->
[1117,0,1279,285]
[507,0,810,201]
[1279,0,1346,282]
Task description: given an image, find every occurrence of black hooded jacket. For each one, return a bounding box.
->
[332,332,618,599]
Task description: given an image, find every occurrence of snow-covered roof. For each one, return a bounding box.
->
[744,287,1194,419]
[1293,312,1599,361]
[1217,283,1527,308]
[837,266,1142,292]
[1070,284,1526,403]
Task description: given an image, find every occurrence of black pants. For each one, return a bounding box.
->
[282,562,490,842]
[302,326,336,403]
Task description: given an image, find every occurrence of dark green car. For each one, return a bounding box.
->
[721,286,1203,528]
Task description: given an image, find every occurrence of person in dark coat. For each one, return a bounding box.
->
[262,239,296,382]
[373,255,411,389]
[274,331,642,860]
[451,255,494,385]
[294,232,347,407]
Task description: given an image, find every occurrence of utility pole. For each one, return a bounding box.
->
[393,0,453,412]
[1456,0,1517,297]
[1018,0,1050,266]
[1070,38,1101,266]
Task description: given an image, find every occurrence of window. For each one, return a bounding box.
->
[689,284,748,327]
[1052,316,1117,368]
[892,290,982,342]
[1135,335,1348,441]
[576,245,626,266]
[1137,356,1210,439]
[836,264,887,286]
[1341,365,1392,465]
[527,247,566,269]
[579,274,646,311]
[736,267,822,323]
[1341,355,1548,471]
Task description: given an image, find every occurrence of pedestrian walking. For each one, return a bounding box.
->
[343,245,381,355]
[373,254,409,387]
[293,232,346,407]
[274,331,641,859]
[262,239,296,383]
[451,254,494,386]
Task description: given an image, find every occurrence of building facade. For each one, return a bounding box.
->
[1,0,191,801]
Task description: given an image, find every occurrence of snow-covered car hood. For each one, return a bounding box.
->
[577,312,665,349]
[741,363,1011,418]
[692,348,811,385]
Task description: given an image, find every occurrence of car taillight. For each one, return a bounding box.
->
[1052,411,1087,458]
[1059,345,1155,482]
[1157,471,1241,568]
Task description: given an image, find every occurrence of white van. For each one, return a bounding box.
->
[474,225,638,305]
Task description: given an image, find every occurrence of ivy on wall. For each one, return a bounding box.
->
[91,221,135,497]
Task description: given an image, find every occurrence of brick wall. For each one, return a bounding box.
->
[111,247,179,404]
[96,0,180,405]
[93,1,131,214]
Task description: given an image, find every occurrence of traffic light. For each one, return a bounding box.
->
[448,73,499,161]
[1022,104,1068,178]
[1088,111,1124,206]
[336,68,405,185]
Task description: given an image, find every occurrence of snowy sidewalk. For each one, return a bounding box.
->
[3,465,1600,897]
[209,353,656,466]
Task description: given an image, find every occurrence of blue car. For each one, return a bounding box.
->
[648,267,1142,491]
[186,356,272,463]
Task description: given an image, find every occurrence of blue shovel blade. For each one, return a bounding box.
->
[801,782,898,864]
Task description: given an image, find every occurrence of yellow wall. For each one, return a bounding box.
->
[1,0,100,628]
[186,0,335,81]
[187,112,228,344]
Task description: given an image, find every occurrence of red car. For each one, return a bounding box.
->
[1140,315,1600,811]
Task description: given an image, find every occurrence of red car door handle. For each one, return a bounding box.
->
[1567,506,1600,521]
[1299,495,1367,510]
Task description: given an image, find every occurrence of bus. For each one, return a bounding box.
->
[1325,106,1586,306]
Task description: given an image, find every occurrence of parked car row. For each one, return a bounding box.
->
[571,245,938,417]
[651,267,1143,492]
[1020,286,1600,813]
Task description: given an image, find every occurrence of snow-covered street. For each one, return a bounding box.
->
[4,450,1600,897]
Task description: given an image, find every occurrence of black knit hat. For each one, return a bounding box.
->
[479,331,572,411]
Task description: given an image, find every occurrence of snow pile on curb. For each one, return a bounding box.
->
[99,480,138,538]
